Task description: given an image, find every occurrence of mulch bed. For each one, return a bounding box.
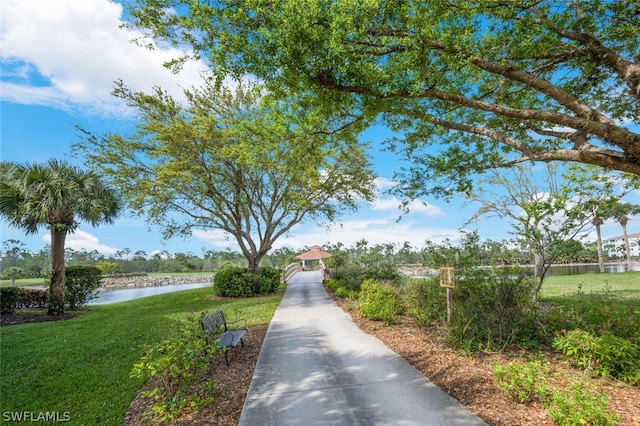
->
[1,311,80,326]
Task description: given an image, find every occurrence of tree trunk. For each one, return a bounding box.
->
[48,228,67,316]
[621,220,633,271]
[247,252,267,274]
[533,253,543,278]
[595,223,605,273]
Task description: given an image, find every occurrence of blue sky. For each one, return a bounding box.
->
[1,0,638,257]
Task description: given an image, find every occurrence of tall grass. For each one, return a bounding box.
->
[0,287,282,425]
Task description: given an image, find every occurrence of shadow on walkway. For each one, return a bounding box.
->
[238,270,486,425]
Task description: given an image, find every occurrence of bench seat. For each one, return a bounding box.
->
[202,309,248,366]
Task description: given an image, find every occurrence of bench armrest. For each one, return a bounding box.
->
[226,317,247,329]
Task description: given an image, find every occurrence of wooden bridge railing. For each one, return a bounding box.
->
[283,263,303,282]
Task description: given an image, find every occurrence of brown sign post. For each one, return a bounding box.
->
[439,267,454,324]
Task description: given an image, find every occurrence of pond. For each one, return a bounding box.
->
[89,281,213,305]
[541,262,640,276]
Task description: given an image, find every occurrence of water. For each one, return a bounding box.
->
[543,262,640,276]
[90,281,213,305]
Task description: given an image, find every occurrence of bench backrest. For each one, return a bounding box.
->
[202,309,227,333]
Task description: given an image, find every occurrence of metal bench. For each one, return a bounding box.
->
[201,309,248,366]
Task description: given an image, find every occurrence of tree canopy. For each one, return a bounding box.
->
[466,162,594,294]
[76,81,375,272]
[126,0,640,198]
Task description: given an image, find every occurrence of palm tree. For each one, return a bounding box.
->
[611,203,640,271]
[0,160,121,315]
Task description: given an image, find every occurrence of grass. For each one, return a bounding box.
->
[0,277,47,287]
[0,286,282,425]
[541,271,639,342]
[541,271,640,300]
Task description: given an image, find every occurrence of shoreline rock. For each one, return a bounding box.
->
[101,274,214,289]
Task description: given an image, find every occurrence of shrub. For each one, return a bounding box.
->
[130,317,214,421]
[257,266,281,293]
[334,286,358,299]
[546,383,619,426]
[449,266,540,351]
[325,278,343,293]
[213,266,281,298]
[65,266,102,309]
[493,361,549,404]
[493,360,619,425]
[362,263,403,286]
[17,288,48,309]
[553,329,640,384]
[359,279,405,324]
[214,267,253,298]
[333,265,367,292]
[1,287,20,314]
[405,277,447,326]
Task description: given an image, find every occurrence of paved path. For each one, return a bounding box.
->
[238,271,486,426]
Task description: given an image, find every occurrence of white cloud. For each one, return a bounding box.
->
[371,197,445,217]
[192,218,460,252]
[281,219,459,249]
[0,0,206,117]
[374,177,395,191]
[192,229,237,250]
[42,229,119,254]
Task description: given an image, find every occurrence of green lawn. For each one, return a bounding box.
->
[0,286,282,425]
[0,277,47,287]
[541,271,640,300]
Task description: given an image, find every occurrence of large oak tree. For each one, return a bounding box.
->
[76,82,374,272]
[125,0,640,198]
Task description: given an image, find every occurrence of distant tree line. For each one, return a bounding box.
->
[2,233,619,282]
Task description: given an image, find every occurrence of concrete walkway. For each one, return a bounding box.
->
[238,271,486,425]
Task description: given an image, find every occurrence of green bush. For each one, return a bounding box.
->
[130,317,215,421]
[17,288,48,309]
[65,266,103,309]
[405,277,447,326]
[325,278,358,299]
[214,267,253,298]
[449,266,540,351]
[493,360,619,425]
[362,263,403,286]
[492,361,548,404]
[335,286,358,299]
[553,329,640,384]
[257,266,281,293]
[213,266,280,298]
[333,265,367,292]
[325,278,343,293]
[359,279,405,324]
[1,287,20,314]
[546,383,619,426]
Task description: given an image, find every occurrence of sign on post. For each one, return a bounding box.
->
[439,267,454,324]
[439,266,455,288]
